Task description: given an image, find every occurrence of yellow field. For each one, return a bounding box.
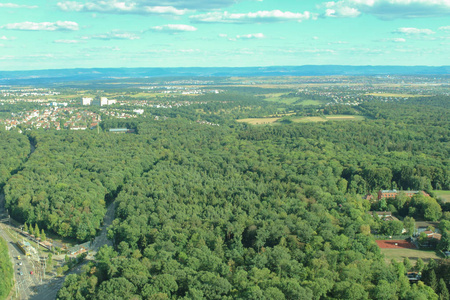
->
[236,118,280,124]
[381,248,441,264]
[365,93,431,98]
[325,115,365,120]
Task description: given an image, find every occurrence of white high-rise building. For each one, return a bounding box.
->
[81,97,92,105]
[100,97,108,106]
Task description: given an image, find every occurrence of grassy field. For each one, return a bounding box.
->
[381,248,441,264]
[293,115,365,122]
[236,115,365,125]
[263,94,323,106]
[263,93,299,104]
[435,190,450,203]
[128,92,166,98]
[296,99,324,106]
[365,93,431,98]
[292,116,327,123]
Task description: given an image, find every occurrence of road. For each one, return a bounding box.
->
[0,194,117,300]
[0,193,39,300]
[28,201,116,300]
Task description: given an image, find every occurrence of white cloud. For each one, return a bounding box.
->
[54,39,85,44]
[85,30,140,40]
[1,21,79,31]
[313,36,319,40]
[83,46,121,52]
[325,6,360,17]
[0,36,16,40]
[381,37,406,42]
[60,0,238,11]
[393,27,435,35]
[0,3,38,8]
[236,33,265,39]
[218,33,228,38]
[439,25,450,31]
[190,10,314,23]
[320,0,450,19]
[57,1,188,15]
[151,24,197,32]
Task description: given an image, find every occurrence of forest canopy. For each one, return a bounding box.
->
[1,88,448,299]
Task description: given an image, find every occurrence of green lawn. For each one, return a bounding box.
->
[296,99,324,106]
[435,190,450,203]
[381,248,441,264]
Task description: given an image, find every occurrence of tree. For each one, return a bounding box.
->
[403,257,412,271]
[416,258,425,272]
[41,229,46,241]
[438,230,450,251]
[35,224,40,239]
[373,279,398,300]
[23,223,28,233]
[360,224,371,235]
[439,278,449,300]
[428,270,438,292]
[382,220,404,236]
[403,216,416,235]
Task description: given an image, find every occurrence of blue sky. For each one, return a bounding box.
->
[0,0,449,70]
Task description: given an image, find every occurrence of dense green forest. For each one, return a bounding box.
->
[0,237,13,300]
[1,91,449,299]
[0,131,30,188]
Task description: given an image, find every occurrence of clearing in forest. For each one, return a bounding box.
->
[381,248,442,264]
[236,117,280,124]
[293,115,365,122]
[292,117,327,122]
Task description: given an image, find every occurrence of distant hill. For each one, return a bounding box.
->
[0,65,449,86]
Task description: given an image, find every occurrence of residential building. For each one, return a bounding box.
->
[377,190,429,200]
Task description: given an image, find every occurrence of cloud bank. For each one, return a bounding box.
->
[321,0,450,19]
[151,24,197,32]
[2,21,79,31]
[86,30,141,40]
[0,3,38,9]
[190,10,314,23]
[393,27,435,35]
[57,1,188,15]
